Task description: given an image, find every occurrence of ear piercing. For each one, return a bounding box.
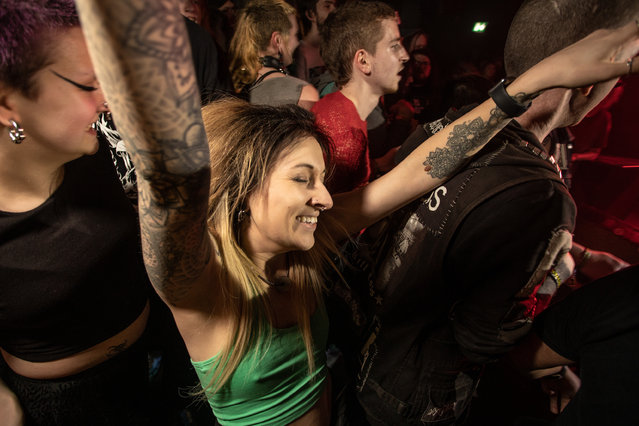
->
[237,209,250,223]
[8,119,25,144]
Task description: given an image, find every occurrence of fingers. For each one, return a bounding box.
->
[536,21,638,90]
[548,390,560,414]
[615,19,639,65]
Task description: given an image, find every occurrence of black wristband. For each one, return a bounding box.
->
[488,78,531,117]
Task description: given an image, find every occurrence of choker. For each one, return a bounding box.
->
[259,55,287,73]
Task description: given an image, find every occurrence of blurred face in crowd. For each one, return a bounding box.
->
[368,18,409,95]
[411,33,428,51]
[412,52,432,83]
[314,0,337,25]
[281,14,300,66]
[218,0,235,23]
[179,0,200,23]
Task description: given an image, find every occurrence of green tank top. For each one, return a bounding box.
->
[191,306,329,425]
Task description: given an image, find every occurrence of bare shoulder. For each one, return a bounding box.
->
[298,83,319,110]
[300,83,320,102]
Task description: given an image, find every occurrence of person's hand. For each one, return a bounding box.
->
[520,19,639,93]
[539,366,581,414]
[0,383,23,426]
[373,146,400,173]
[577,248,630,282]
[389,99,415,122]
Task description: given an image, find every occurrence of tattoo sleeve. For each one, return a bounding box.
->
[423,92,531,179]
[76,0,211,304]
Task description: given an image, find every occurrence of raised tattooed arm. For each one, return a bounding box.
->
[419,105,512,180]
[331,96,517,234]
[75,0,213,306]
[332,21,639,234]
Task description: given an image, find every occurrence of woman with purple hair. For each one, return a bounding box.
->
[0,2,168,424]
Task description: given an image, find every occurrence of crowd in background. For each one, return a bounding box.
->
[1,0,638,425]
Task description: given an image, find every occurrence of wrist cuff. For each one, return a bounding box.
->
[488,78,531,117]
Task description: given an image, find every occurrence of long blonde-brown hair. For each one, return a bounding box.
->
[200,97,341,395]
[228,0,296,93]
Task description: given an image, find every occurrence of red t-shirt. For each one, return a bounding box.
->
[312,91,370,194]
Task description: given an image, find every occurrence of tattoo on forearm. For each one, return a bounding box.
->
[511,91,534,104]
[106,340,128,358]
[423,106,510,179]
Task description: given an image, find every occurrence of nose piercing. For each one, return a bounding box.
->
[317,206,326,212]
[102,102,112,121]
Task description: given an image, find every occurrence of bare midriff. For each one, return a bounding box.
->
[1,300,150,380]
[288,372,331,426]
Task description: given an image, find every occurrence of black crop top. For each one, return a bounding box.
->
[0,141,149,362]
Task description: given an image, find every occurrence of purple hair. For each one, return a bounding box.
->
[0,0,79,97]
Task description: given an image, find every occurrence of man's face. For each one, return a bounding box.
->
[570,79,619,126]
[368,18,409,95]
[314,0,337,26]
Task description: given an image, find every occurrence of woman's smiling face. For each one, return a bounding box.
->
[243,136,333,262]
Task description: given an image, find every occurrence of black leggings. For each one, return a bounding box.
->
[2,339,154,426]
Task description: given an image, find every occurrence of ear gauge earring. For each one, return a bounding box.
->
[236,209,250,244]
[237,209,249,223]
[8,119,25,144]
